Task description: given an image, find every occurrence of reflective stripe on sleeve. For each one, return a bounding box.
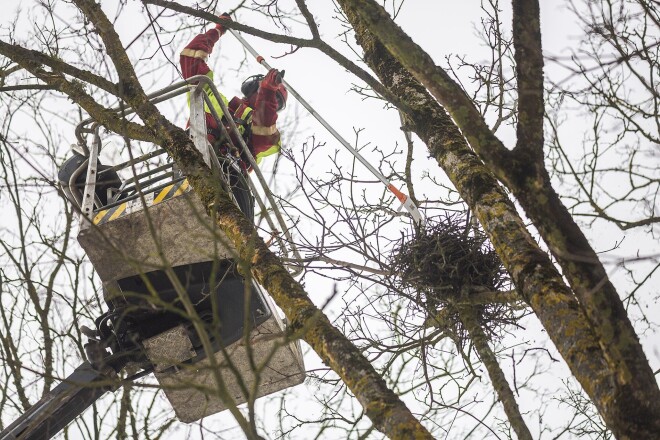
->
[181,48,209,60]
[251,124,278,136]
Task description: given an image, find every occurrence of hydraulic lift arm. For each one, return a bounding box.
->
[0,362,120,440]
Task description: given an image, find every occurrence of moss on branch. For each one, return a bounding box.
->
[336,1,660,437]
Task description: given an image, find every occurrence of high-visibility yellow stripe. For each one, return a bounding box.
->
[94,180,190,224]
[173,180,189,197]
[108,203,127,221]
[186,71,228,120]
[240,107,252,120]
[93,210,108,224]
[255,143,281,164]
[153,180,189,206]
[202,72,228,119]
[154,184,174,205]
[95,203,124,225]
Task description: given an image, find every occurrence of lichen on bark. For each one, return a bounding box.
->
[337,0,660,437]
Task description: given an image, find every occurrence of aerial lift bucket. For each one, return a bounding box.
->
[61,77,305,422]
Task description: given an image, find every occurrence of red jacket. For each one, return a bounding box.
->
[180,29,281,165]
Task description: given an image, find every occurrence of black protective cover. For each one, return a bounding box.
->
[58,154,122,205]
[115,261,272,350]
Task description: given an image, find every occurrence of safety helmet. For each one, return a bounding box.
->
[240,74,263,99]
[240,74,288,111]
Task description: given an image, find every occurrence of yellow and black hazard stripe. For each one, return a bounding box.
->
[153,179,190,206]
[93,203,127,225]
[93,179,190,225]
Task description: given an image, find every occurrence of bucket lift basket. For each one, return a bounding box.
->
[59,76,305,422]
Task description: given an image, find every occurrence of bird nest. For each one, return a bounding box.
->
[390,214,520,342]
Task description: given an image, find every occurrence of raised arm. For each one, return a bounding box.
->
[251,69,284,161]
[180,14,230,79]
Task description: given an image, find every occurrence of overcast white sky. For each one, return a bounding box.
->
[1,1,658,438]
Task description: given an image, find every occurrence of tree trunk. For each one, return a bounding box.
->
[336,1,660,437]
[0,1,437,437]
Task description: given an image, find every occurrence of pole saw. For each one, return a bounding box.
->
[227,29,424,226]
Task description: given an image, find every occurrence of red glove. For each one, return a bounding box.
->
[260,69,284,91]
[215,12,231,35]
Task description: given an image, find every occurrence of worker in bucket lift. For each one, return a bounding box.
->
[180,12,287,172]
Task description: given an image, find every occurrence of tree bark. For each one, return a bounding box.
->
[0,1,436,437]
[336,1,660,437]
[334,8,660,433]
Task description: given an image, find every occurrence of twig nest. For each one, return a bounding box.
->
[391,214,520,341]
[392,214,506,296]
